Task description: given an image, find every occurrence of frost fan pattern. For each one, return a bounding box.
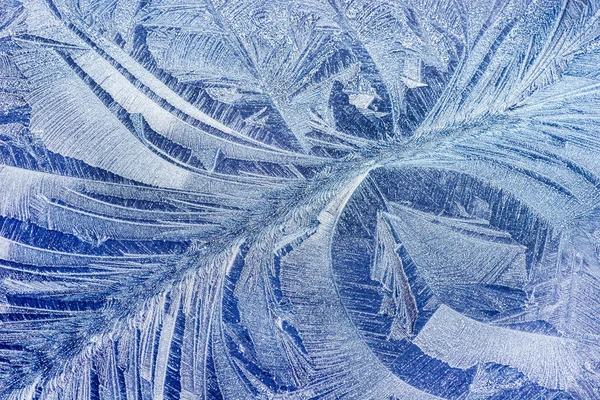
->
[0,0,600,398]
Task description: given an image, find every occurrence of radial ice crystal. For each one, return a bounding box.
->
[0,0,599,398]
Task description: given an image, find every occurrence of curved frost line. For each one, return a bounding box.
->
[413,305,594,391]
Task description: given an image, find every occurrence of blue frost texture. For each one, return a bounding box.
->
[0,0,599,398]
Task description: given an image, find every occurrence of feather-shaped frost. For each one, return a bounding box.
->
[1,0,600,398]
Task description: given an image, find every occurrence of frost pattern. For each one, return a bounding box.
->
[1,0,600,398]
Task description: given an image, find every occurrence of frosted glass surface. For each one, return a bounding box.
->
[0,0,599,398]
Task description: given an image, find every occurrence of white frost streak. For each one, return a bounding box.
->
[14,49,192,189]
[70,50,319,166]
[153,289,181,400]
[414,305,594,391]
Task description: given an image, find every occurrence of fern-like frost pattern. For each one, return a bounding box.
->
[0,0,599,398]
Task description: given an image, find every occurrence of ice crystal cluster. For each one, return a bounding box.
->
[1,0,600,398]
